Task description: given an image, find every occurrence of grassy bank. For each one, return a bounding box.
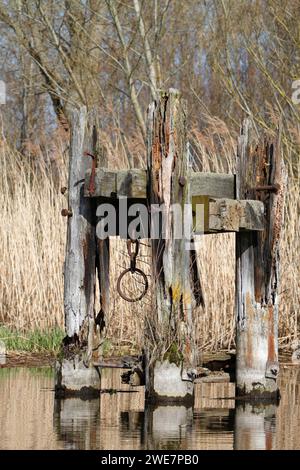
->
[0,326,64,354]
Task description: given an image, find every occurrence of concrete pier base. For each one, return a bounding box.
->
[146,360,194,404]
[55,356,101,398]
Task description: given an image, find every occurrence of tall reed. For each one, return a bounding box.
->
[0,139,66,331]
[0,117,299,352]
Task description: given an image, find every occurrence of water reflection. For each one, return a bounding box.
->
[143,405,193,450]
[234,403,276,450]
[0,366,300,449]
[54,398,100,450]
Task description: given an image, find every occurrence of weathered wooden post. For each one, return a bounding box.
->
[145,89,197,403]
[55,107,104,397]
[235,119,285,399]
[91,116,110,361]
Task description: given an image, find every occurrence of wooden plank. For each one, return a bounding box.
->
[84,168,116,197]
[209,198,241,232]
[192,197,265,234]
[195,375,230,383]
[209,199,264,233]
[239,200,265,231]
[190,172,235,199]
[85,168,235,199]
[192,195,210,233]
[117,169,147,198]
[235,118,285,400]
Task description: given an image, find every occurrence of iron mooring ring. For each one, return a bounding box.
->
[116,267,149,303]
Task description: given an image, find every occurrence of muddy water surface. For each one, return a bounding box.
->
[0,366,300,450]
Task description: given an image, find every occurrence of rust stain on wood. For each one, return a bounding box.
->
[152,137,161,172]
[82,233,93,297]
[245,292,253,368]
[97,239,108,313]
[265,430,273,450]
[267,306,276,363]
[146,89,197,378]
[236,120,284,398]
[164,126,170,158]
[184,338,191,360]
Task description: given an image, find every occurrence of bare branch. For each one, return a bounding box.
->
[106,0,146,140]
[132,0,157,100]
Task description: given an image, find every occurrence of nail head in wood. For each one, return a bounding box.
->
[61,208,73,217]
[179,176,186,187]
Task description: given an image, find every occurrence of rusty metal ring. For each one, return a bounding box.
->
[116,268,149,303]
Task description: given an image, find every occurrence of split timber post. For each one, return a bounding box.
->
[55,106,108,397]
[145,89,199,403]
[235,119,286,400]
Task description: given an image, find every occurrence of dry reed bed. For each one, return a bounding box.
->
[0,120,299,352]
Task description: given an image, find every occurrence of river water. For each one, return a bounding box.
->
[0,366,300,450]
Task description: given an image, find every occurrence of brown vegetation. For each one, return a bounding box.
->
[0,0,299,351]
[0,115,299,352]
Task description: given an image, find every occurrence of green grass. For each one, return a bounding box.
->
[0,367,54,378]
[0,326,64,354]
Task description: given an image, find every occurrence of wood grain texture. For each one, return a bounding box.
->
[92,113,110,364]
[64,106,96,339]
[145,89,198,403]
[85,168,235,200]
[84,168,116,198]
[56,108,111,396]
[235,118,286,399]
[190,172,235,199]
[117,169,147,198]
[208,199,264,233]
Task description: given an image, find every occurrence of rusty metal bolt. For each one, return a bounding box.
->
[61,208,73,217]
[60,186,68,195]
[178,176,186,187]
[255,183,280,194]
[84,151,96,160]
[84,151,96,195]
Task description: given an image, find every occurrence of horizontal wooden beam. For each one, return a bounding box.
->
[85,168,264,234]
[192,197,265,234]
[116,169,147,198]
[84,168,147,198]
[190,172,235,199]
[84,168,235,200]
[85,168,116,197]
